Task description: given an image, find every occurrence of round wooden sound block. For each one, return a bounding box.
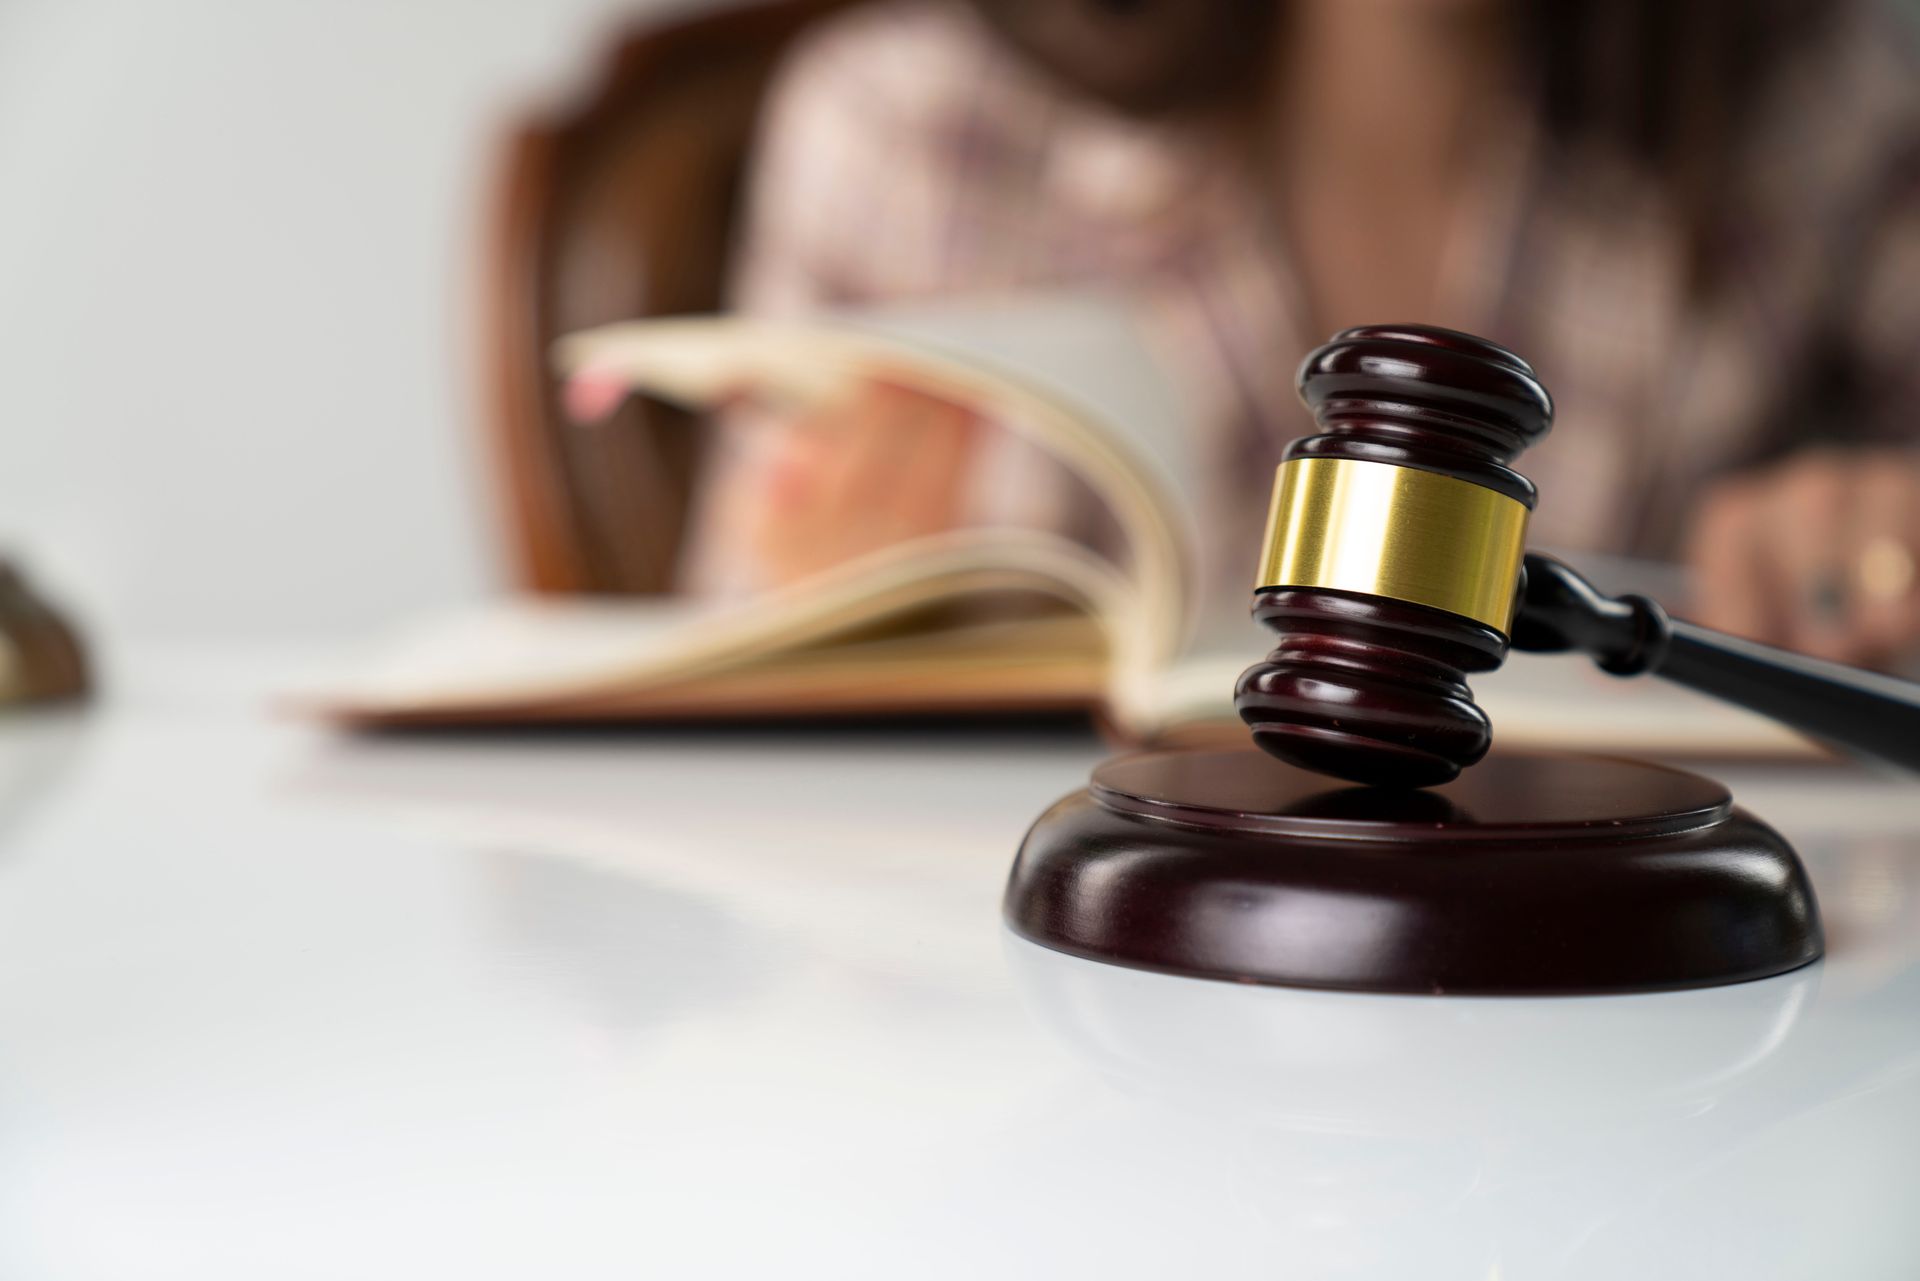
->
[1005,749,1823,995]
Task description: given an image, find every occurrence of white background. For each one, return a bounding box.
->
[0,0,710,644]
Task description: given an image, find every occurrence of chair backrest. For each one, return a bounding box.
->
[482,0,859,594]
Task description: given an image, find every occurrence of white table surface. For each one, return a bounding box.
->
[3,650,1920,1280]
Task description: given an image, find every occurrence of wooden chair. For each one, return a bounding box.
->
[482,0,859,594]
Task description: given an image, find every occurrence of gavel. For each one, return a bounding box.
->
[1235,324,1920,788]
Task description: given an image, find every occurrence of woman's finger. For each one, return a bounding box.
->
[762,414,842,516]
[561,366,630,424]
[1686,478,1771,643]
[1752,453,1854,660]
[748,379,978,584]
[882,391,976,524]
[834,380,975,528]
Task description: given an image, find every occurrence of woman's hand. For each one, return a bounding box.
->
[1685,448,1920,666]
[741,379,978,588]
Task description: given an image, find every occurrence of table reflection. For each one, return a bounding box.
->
[1006,908,1920,1277]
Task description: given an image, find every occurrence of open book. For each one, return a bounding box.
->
[319,296,1242,735]
[310,296,1819,759]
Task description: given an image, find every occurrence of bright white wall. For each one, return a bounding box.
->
[0,0,712,642]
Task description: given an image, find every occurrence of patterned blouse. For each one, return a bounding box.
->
[685,0,1920,625]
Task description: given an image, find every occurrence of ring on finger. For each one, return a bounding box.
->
[1856,535,1917,604]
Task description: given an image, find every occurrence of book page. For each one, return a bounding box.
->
[304,528,1129,720]
[831,294,1203,561]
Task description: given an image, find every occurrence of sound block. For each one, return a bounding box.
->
[1005,749,1823,995]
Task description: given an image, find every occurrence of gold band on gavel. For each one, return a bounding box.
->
[1256,457,1531,634]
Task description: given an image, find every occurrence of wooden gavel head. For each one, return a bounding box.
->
[1235,325,1553,788]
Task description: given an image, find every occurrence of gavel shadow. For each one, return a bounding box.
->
[1282,784,1470,826]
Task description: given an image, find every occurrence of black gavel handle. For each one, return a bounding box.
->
[1511,553,1920,773]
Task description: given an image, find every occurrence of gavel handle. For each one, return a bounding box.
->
[1511,553,1920,772]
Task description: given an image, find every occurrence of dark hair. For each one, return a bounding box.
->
[975,0,1839,290]
[967,0,1272,115]
[1522,0,1830,291]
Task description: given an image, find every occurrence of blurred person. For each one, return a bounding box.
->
[680,0,1920,664]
